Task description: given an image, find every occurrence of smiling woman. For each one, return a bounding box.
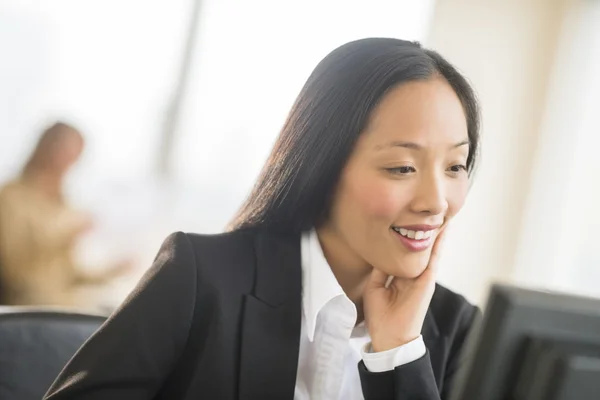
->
[44,38,481,400]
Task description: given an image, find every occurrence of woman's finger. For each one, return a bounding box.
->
[368,267,392,289]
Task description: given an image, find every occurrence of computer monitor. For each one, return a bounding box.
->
[449,284,600,400]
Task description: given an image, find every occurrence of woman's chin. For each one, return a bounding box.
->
[399,265,428,279]
[387,255,430,279]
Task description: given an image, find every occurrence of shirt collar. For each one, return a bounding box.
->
[301,229,347,342]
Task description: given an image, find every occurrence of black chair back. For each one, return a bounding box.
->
[0,307,106,400]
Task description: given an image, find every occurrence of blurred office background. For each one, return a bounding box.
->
[1,0,599,310]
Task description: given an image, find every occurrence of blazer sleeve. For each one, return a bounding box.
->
[43,232,198,400]
[358,303,480,400]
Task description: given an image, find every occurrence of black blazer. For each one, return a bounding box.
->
[44,229,479,400]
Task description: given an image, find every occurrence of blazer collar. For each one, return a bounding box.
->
[237,230,302,400]
[251,230,301,306]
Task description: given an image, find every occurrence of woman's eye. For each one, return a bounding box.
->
[448,164,467,174]
[386,166,416,175]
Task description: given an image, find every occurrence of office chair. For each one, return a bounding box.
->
[0,307,106,400]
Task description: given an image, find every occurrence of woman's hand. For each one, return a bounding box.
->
[363,228,447,352]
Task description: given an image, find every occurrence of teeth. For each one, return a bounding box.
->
[393,227,434,240]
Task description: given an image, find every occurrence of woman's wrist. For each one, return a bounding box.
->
[371,337,418,353]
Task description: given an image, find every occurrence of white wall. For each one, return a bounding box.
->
[512,0,600,298]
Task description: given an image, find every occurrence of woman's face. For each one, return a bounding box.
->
[321,77,470,278]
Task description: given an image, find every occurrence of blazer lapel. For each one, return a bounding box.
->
[238,231,302,400]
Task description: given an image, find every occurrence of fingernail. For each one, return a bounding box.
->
[384,275,394,289]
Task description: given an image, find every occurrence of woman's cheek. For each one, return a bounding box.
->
[446,179,470,218]
[358,179,410,221]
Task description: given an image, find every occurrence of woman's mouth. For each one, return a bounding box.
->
[391,226,437,252]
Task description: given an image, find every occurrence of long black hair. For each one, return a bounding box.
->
[229,38,480,233]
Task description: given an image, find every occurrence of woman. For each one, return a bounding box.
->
[44,38,480,399]
[0,122,130,308]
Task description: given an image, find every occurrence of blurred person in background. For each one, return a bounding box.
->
[0,121,132,308]
[45,38,480,400]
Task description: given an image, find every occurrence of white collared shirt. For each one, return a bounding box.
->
[294,229,426,400]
